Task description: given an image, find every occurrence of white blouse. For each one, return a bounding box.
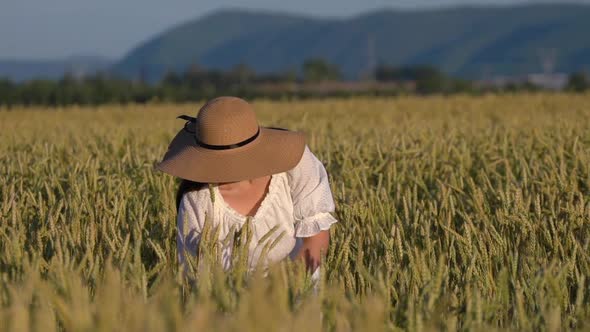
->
[177,146,338,271]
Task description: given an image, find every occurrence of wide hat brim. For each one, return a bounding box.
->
[156,123,306,183]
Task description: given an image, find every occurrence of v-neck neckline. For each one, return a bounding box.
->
[214,175,276,220]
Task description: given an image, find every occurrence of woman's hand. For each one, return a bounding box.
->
[295,230,330,272]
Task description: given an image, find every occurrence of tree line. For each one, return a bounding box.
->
[0,59,588,107]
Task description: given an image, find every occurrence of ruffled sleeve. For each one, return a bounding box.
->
[287,146,338,237]
[177,191,206,270]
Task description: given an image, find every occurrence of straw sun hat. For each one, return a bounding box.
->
[156,96,306,183]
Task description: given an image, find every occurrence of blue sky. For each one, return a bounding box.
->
[1,0,588,60]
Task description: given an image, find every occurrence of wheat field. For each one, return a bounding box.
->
[1,94,589,331]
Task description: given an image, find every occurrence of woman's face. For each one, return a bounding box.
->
[217,176,270,191]
[217,181,243,189]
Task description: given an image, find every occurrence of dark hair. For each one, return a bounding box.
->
[176,180,207,211]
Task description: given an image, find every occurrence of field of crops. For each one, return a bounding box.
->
[1,94,590,331]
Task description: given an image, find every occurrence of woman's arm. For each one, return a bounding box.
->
[177,192,204,273]
[287,146,337,272]
[295,230,330,271]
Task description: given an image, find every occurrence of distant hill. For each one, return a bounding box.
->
[114,4,590,81]
[0,56,112,82]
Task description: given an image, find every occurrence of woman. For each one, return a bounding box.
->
[156,96,338,277]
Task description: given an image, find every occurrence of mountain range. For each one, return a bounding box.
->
[113,4,590,80]
[2,4,590,82]
[0,56,112,82]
